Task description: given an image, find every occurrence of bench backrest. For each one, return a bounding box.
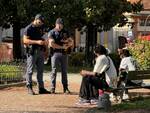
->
[128,70,150,80]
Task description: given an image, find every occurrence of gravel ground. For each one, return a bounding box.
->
[0,72,150,113]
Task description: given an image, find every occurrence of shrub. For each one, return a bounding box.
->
[127,39,150,70]
[0,65,22,79]
[68,52,85,66]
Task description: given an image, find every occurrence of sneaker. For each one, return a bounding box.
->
[50,88,55,94]
[75,98,90,106]
[122,93,129,100]
[63,88,71,94]
[109,93,118,102]
[39,88,50,94]
[90,99,98,105]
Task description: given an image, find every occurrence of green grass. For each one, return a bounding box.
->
[0,65,22,78]
[87,97,150,112]
[112,97,150,112]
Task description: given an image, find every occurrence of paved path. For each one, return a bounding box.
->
[33,72,82,84]
[0,72,150,113]
[0,72,86,113]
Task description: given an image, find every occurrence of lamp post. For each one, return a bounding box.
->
[144,14,150,36]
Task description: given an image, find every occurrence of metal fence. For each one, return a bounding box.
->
[0,59,26,84]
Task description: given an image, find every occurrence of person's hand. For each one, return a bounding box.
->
[43,40,49,46]
[36,40,45,45]
[63,44,70,50]
[80,70,87,76]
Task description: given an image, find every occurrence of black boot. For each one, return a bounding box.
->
[27,84,35,95]
[63,87,71,94]
[39,88,50,94]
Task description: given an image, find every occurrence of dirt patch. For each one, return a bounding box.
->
[0,80,150,113]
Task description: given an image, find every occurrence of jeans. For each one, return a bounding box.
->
[50,52,68,89]
[26,50,44,88]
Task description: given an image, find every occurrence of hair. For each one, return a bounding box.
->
[122,49,131,57]
[94,44,107,55]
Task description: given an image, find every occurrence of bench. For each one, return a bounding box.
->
[107,70,150,101]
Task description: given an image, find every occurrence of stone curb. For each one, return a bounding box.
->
[0,81,26,89]
[0,81,37,90]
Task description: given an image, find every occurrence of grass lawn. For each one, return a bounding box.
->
[112,97,150,112]
[86,97,150,112]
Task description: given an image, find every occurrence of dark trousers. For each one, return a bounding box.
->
[79,75,103,100]
[50,52,68,89]
[26,50,44,88]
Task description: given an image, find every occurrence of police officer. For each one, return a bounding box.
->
[48,18,74,94]
[23,14,49,95]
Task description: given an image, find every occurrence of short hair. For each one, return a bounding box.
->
[34,14,44,23]
[94,44,107,55]
[55,18,64,25]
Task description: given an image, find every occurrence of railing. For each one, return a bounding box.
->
[0,59,26,85]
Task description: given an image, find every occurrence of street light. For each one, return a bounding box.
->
[144,14,150,36]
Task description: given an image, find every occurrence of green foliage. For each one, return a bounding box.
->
[128,40,150,70]
[68,52,85,67]
[0,0,143,59]
[83,0,143,31]
[0,0,143,30]
[112,97,150,111]
[0,65,22,78]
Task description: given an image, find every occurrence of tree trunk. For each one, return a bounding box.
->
[13,21,22,59]
[85,24,97,66]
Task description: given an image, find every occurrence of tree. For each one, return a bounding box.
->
[0,0,50,59]
[82,0,143,65]
[0,0,143,62]
[0,0,85,59]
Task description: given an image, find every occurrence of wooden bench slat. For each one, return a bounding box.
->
[128,70,150,80]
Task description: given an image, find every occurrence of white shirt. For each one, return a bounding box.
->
[93,55,117,88]
[119,56,139,71]
[119,56,142,84]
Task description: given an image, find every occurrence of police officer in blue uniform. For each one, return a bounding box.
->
[23,14,49,95]
[48,18,74,94]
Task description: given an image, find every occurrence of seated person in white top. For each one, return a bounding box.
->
[119,49,141,86]
[76,45,117,105]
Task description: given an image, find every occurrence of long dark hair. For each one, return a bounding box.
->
[94,44,107,55]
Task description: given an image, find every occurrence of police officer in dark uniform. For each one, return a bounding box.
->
[23,14,49,95]
[48,18,74,94]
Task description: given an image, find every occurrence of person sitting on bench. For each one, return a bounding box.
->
[118,49,141,100]
[76,45,117,106]
[119,49,142,86]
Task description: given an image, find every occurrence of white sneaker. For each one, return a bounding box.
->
[122,93,129,100]
[90,99,98,105]
[75,98,90,106]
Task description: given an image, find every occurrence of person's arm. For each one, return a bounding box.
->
[67,37,74,49]
[80,70,96,76]
[23,35,45,46]
[119,58,127,71]
[48,37,67,49]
